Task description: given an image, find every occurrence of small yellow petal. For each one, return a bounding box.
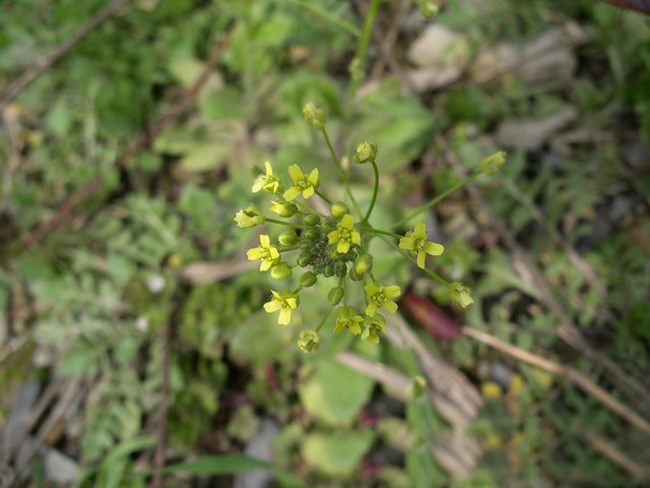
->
[351,231,361,245]
[399,237,415,250]
[278,308,292,325]
[416,251,426,269]
[302,186,315,198]
[383,285,401,298]
[425,242,444,256]
[260,260,272,271]
[247,248,262,260]
[288,164,303,183]
[283,186,300,201]
[260,234,270,247]
[413,223,427,240]
[337,239,350,254]
[328,230,341,244]
[384,300,398,314]
[340,214,354,229]
[366,302,377,317]
[264,160,273,175]
[308,168,319,185]
[264,301,281,313]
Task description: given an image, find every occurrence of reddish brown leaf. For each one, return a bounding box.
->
[400,291,463,339]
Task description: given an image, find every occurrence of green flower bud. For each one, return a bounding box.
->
[408,375,428,399]
[324,265,334,278]
[278,230,299,247]
[349,268,362,281]
[328,286,345,305]
[479,151,506,174]
[354,253,373,276]
[417,1,439,17]
[450,282,474,308]
[270,200,298,218]
[330,202,349,219]
[271,262,292,280]
[298,329,320,353]
[234,205,265,228]
[353,142,377,165]
[302,101,326,130]
[297,252,313,267]
[304,228,321,241]
[299,271,317,288]
[303,214,321,226]
[335,261,347,278]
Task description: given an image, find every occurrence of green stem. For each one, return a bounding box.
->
[349,0,383,96]
[321,128,362,216]
[294,200,321,216]
[393,173,478,229]
[378,235,450,287]
[316,307,334,332]
[266,217,301,229]
[362,160,379,223]
[362,226,402,239]
[316,190,333,205]
[287,0,361,37]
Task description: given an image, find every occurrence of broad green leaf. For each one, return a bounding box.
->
[301,431,374,477]
[299,360,375,426]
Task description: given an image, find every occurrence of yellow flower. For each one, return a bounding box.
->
[283,164,319,201]
[234,205,265,228]
[398,223,444,269]
[252,161,282,194]
[246,234,280,271]
[361,314,386,345]
[353,142,377,165]
[364,282,401,317]
[264,290,299,325]
[297,329,320,352]
[450,282,473,308]
[334,307,364,335]
[327,214,361,254]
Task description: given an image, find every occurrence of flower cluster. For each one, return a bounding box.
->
[234,102,503,353]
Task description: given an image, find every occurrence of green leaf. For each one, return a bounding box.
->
[160,455,305,488]
[299,360,375,426]
[301,431,374,477]
[178,144,227,173]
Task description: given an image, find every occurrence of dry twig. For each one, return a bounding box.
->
[463,327,650,434]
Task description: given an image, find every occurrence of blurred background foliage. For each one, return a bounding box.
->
[0,0,649,486]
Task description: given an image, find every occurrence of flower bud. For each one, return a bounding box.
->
[335,262,347,277]
[298,329,320,353]
[297,252,313,267]
[330,202,349,219]
[278,230,299,246]
[324,265,334,277]
[354,253,373,276]
[270,200,298,218]
[408,375,428,399]
[328,286,344,305]
[234,205,265,228]
[303,214,321,227]
[349,268,362,281]
[479,151,506,174]
[353,142,377,165]
[304,228,321,241]
[450,282,474,308]
[271,262,292,280]
[302,101,326,130]
[299,271,317,288]
[417,1,439,17]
